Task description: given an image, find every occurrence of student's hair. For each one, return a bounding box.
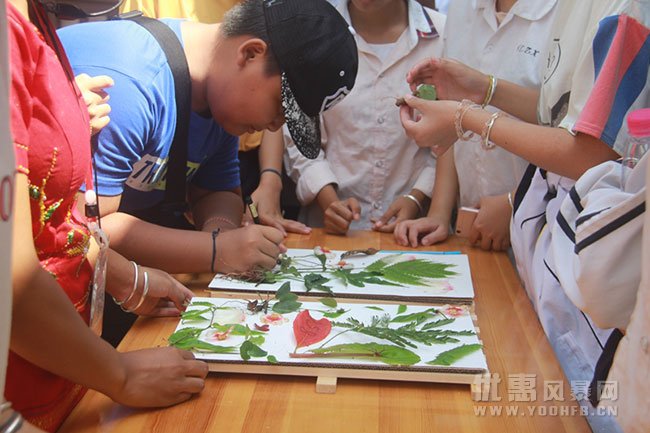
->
[221,0,281,76]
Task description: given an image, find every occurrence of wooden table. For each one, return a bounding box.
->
[59,230,590,433]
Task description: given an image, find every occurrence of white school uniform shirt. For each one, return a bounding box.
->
[444,0,557,208]
[606,154,650,432]
[283,0,444,230]
[0,0,13,402]
[511,1,649,430]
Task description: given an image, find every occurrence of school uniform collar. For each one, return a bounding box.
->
[335,0,440,48]
[472,0,557,21]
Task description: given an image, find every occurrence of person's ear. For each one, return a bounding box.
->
[236,38,269,68]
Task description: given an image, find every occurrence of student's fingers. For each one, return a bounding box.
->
[399,103,418,136]
[330,201,354,222]
[260,225,285,246]
[480,234,493,251]
[408,225,422,248]
[468,223,482,245]
[184,359,209,379]
[346,198,361,220]
[421,229,444,246]
[394,221,410,245]
[280,218,311,235]
[178,349,197,360]
[374,206,398,230]
[82,74,114,93]
[180,377,206,395]
[326,212,351,234]
[375,220,398,233]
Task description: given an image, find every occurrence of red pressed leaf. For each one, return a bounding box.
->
[293,310,332,348]
[254,323,270,332]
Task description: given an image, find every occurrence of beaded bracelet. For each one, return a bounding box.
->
[402,194,424,214]
[203,215,238,229]
[480,111,502,150]
[454,99,481,141]
[112,261,138,306]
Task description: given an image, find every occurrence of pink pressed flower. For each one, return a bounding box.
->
[261,312,288,326]
[214,326,234,341]
[444,305,467,317]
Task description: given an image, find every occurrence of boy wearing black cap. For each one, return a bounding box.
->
[57,0,358,276]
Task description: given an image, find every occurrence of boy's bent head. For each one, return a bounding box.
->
[222,0,358,158]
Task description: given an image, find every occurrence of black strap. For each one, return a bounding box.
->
[118,13,191,211]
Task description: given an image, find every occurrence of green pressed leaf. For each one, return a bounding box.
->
[248,335,266,346]
[180,308,213,323]
[304,273,332,294]
[275,282,292,300]
[189,301,217,308]
[212,323,265,337]
[367,256,457,286]
[420,318,455,330]
[415,84,437,101]
[320,297,338,308]
[272,300,302,314]
[240,340,268,361]
[267,355,279,364]
[397,305,407,314]
[168,327,202,345]
[310,343,421,366]
[427,344,483,366]
[365,306,384,311]
[315,252,327,270]
[390,308,439,323]
[322,308,348,319]
[172,338,237,354]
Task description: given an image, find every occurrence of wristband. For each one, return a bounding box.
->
[260,168,283,179]
[128,270,150,313]
[211,228,221,273]
[481,75,498,108]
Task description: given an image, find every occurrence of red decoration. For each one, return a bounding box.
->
[293,310,332,348]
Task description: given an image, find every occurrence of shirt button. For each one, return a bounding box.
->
[373,202,381,209]
[642,336,649,354]
[377,116,385,124]
[375,160,383,168]
[484,44,494,53]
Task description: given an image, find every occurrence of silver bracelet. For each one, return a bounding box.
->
[126,270,149,313]
[402,194,423,214]
[0,410,23,433]
[113,261,139,306]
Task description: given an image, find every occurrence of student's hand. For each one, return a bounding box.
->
[394,215,450,247]
[111,347,208,407]
[324,198,361,235]
[372,195,420,233]
[406,57,489,104]
[468,194,512,251]
[399,96,458,156]
[125,267,194,317]
[214,225,286,273]
[250,186,311,236]
[75,73,114,136]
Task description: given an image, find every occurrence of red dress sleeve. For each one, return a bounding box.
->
[7,8,34,175]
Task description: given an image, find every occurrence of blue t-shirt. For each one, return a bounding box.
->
[58,19,240,212]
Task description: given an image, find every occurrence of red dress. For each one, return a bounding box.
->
[5,4,93,431]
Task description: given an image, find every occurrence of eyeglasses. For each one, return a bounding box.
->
[37,0,123,21]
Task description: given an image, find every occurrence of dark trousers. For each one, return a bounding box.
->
[102,148,301,347]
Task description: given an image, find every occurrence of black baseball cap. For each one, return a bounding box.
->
[38,0,123,20]
[263,0,358,159]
